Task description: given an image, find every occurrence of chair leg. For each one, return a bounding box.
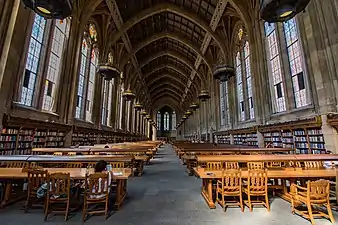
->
[44,200,49,221]
[265,193,270,212]
[306,202,315,225]
[248,195,252,212]
[239,194,244,212]
[82,201,87,222]
[291,197,295,214]
[105,197,109,219]
[64,198,70,221]
[326,201,335,224]
[24,197,29,213]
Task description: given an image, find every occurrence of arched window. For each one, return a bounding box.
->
[164,112,170,131]
[20,15,70,108]
[264,22,286,113]
[157,112,161,130]
[244,41,254,119]
[76,23,98,120]
[264,18,308,112]
[172,111,176,130]
[235,52,245,121]
[220,81,229,126]
[101,79,113,126]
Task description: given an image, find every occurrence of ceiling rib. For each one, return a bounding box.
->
[182,0,228,103]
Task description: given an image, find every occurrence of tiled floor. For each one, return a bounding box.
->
[0,144,336,225]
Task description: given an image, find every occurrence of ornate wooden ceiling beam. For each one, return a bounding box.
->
[105,0,151,104]
[151,90,182,104]
[149,82,185,96]
[182,0,229,103]
[146,74,188,90]
[108,2,227,58]
[121,32,213,72]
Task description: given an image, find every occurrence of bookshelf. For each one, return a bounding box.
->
[71,132,98,146]
[0,127,34,155]
[216,134,230,144]
[259,117,326,154]
[246,133,258,146]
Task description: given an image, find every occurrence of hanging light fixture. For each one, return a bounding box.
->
[22,0,72,19]
[260,0,311,23]
[198,90,211,102]
[189,102,199,111]
[97,64,121,81]
[213,65,235,82]
[134,102,143,111]
[185,110,193,116]
[146,115,151,120]
[141,110,148,116]
[122,89,136,101]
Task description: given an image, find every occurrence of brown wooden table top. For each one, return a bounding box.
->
[27,155,134,162]
[194,167,337,179]
[0,168,132,179]
[196,154,338,162]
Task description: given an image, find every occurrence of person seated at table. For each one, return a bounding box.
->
[89,160,112,198]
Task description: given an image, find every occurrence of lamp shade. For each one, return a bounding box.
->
[189,102,199,111]
[260,0,311,23]
[198,90,211,102]
[134,102,143,111]
[22,0,72,19]
[122,89,136,101]
[97,64,120,81]
[213,65,235,82]
[141,111,148,116]
[185,110,193,116]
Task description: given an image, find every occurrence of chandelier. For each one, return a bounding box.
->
[22,0,72,19]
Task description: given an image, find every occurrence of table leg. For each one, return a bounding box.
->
[114,180,128,210]
[200,178,216,209]
[1,180,13,208]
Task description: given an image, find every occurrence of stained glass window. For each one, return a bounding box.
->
[21,14,46,106]
[265,22,286,113]
[236,52,245,121]
[157,112,161,130]
[164,112,170,131]
[283,18,307,108]
[85,49,98,121]
[244,41,254,119]
[42,19,69,111]
[75,38,88,118]
[172,111,176,130]
[89,24,97,42]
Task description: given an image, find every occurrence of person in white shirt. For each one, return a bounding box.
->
[90,160,112,198]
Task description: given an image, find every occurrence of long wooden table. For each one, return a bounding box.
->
[194,167,338,209]
[0,168,132,209]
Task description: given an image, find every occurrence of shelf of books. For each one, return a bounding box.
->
[260,117,326,154]
[0,127,33,155]
[216,134,230,144]
[71,132,98,146]
[33,129,65,148]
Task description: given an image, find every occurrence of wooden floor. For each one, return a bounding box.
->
[0,144,336,225]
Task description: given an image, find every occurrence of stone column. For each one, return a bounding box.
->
[92,76,103,129]
[257,130,265,148]
[321,115,338,153]
[110,79,119,128]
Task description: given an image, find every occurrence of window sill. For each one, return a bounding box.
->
[270,105,314,118]
[12,102,59,115]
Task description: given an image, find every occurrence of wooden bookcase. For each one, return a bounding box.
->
[259,116,326,154]
[215,133,230,144]
[230,128,258,147]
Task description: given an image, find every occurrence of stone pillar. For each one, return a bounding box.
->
[92,76,103,129]
[321,115,338,153]
[110,79,119,129]
[230,134,234,145]
[152,126,157,141]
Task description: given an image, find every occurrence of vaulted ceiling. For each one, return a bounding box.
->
[87,0,257,114]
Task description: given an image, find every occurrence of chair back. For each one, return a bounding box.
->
[206,162,223,171]
[247,169,268,193]
[307,179,330,200]
[247,162,264,170]
[265,161,282,168]
[225,162,239,169]
[67,152,76,156]
[46,172,71,198]
[53,152,63,156]
[304,161,324,169]
[27,169,48,194]
[222,169,241,193]
[85,173,109,198]
[5,161,29,168]
[288,161,302,168]
[66,163,83,168]
[110,162,125,168]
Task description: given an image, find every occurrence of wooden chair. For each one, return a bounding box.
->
[65,163,83,168]
[53,152,63,156]
[82,173,109,222]
[304,161,324,169]
[289,161,302,168]
[225,162,239,170]
[205,162,223,171]
[25,169,48,212]
[5,161,29,168]
[216,169,243,212]
[243,169,269,212]
[111,162,125,168]
[44,172,71,221]
[291,179,334,225]
[67,152,76,156]
[247,162,265,170]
